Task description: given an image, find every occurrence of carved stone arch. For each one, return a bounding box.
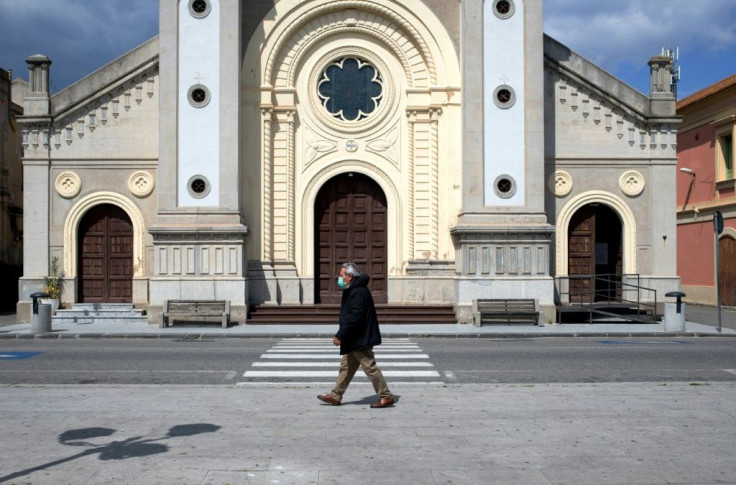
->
[63,191,147,278]
[299,161,402,278]
[556,190,637,276]
[277,15,425,89]
[258,0,461,90]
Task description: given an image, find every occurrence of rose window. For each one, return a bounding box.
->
[317,57,383,122]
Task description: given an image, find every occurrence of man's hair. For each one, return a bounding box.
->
[342,262,361,277]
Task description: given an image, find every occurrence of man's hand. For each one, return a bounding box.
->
[333,336,341,346]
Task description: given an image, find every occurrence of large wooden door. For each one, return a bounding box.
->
[568,206,595,303]
[567,204,622,303]
[78,204,133,303]
[720,235,736,306]
[315,173,387,304]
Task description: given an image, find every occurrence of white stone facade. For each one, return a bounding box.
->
[16,0,680,324]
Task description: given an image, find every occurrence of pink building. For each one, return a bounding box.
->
[676,74,736,305]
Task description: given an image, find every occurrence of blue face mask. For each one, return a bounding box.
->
[337,276,348,289]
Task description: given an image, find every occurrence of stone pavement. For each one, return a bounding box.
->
[1,382,734,484]
[2,306,736,338]
[1,318,735,339]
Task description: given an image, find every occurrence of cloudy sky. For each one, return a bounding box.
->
[1,1,734,99]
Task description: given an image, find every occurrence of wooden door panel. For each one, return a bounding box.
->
[315,173,387,304]
[720,236,736,306]
[78,205,133,303]
[568,206,594,303]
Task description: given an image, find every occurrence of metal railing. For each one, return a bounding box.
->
[554,274,658,324]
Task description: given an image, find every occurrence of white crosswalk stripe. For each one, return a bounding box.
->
[237,338,443,387]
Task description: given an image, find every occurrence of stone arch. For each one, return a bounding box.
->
[252,0,460,90]
[556,191,637,276]
[299,161,402,279]
[63,191,147,278]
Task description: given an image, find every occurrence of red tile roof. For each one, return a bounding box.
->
[677,73,736,110]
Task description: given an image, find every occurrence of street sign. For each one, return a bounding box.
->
[714,210,724,235]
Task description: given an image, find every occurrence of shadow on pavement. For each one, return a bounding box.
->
[0,423,221,483]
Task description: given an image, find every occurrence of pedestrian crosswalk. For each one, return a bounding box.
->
[237,338,443,387]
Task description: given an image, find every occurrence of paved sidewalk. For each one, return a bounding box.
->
[2,306,736,338]
[1,318,735,339]
[1,382,734,484]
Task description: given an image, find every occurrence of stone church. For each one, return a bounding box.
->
[16,0,681,324]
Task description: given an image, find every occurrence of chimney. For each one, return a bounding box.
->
[648,54,675,117]
[24,54,52,116]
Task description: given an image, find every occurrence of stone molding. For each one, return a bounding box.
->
[546,65,678,155]
[300,161,401,277]
[619,170,645,197]
[555,190,637,276]
[63,191,147,278]
[55,171,82,198]
[128,170,155,198]
[547,170,573,197]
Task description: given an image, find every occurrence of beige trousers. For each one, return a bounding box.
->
[330,348,393,401]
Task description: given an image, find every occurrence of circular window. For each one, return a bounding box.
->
[493,84,516,109]
[187,175,211,199]
[494,174,517,199]
[187,84,210,108]
[317,57,383,123]
[492,0,516,19]
[188,0,211,18]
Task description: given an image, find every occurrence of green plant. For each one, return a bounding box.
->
[43,256,66,300]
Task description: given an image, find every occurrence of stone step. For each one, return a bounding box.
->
[52,303,147,325]
[52,315,149,324]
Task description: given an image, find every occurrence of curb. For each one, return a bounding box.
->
[1,331,735,339]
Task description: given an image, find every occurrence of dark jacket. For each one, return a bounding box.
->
[335,273,382,355]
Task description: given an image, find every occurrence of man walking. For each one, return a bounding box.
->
[318,262,395,408]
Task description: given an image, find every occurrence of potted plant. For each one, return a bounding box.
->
[42,256,66,313]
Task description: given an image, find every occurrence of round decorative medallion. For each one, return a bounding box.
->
[492,0,516,19]
[345,140,358,152]
[493,174,517,199]
[187,174,211,199]
[188,0,211,18]
[128,171,155,198]
[55,171,82,198]
[187,84,211,108]
[548,170,573,197]
[619,170,645,197]
[493,84,516,109]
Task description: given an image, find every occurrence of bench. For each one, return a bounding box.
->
[160,300,231,328]
[473,299,539,326]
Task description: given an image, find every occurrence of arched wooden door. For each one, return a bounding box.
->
[568,203,622,302]
[77,204,133,303]
[315,173,387,304]
[719,235,736,306]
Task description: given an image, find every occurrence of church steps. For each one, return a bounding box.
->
[52,303,147,325]
[247,304,456,325]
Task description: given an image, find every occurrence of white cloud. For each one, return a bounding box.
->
[544,0,736,71]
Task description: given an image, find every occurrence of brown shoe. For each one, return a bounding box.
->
[370,397,395,408]
[317,394,341,406]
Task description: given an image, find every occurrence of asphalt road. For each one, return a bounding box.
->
[2,337,735,385]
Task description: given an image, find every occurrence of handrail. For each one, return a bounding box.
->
[554,274,658,323]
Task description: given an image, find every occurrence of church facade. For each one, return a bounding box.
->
[17,0,680,324]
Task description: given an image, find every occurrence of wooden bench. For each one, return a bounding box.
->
[160,300,231,328]
[473,299,539,326]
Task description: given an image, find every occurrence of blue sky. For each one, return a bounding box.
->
[1,1,734,100]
